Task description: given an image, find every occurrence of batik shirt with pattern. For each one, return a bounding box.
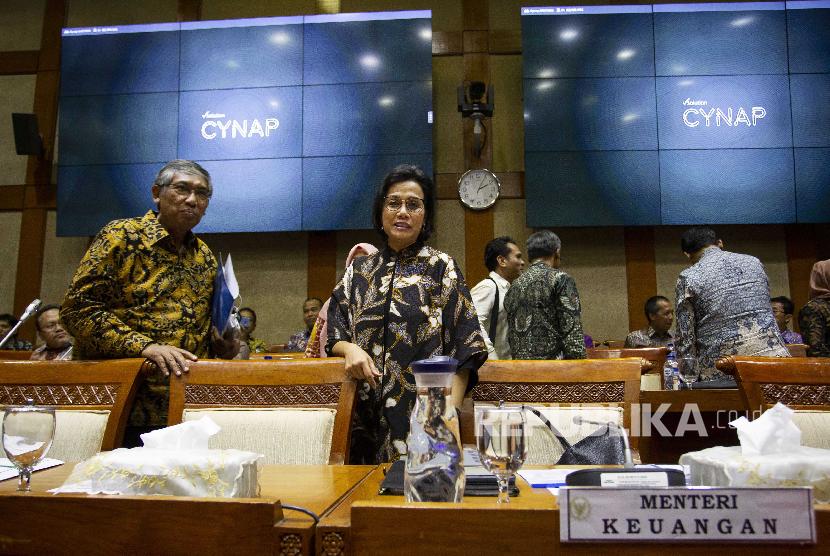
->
[326,243,487,464]
[61,210,216,426]
[503,260,586,360]
[624,326,675,348]
[798,298,830,357]
[674,248,789,381]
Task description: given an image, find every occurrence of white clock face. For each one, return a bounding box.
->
[458,169,500,210]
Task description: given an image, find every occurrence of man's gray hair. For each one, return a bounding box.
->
[526,229,561,261]
[154,160,212,195]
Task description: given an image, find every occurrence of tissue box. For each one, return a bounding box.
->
[52,448,261,498]
[680,446,830,503]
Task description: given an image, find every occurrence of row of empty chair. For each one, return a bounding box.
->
[1,354,828,466]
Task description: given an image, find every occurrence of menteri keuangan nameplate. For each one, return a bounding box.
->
[560,487,815,544]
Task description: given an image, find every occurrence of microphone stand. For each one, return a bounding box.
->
[0,299,42,349]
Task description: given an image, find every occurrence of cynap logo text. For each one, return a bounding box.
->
[201,111,280,140]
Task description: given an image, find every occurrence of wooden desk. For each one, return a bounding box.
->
[317,466,830,555]
[637,389,746,463]
[0,463,374,555]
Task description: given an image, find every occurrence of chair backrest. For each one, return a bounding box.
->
[786,343,809,357]
[587,346,669,372]
[168,358,356,465]
[718,356,830,449]
[0,350,34,360]
[464,359,642,463]
[0,359,144,459]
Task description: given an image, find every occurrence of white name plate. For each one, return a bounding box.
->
[560,487,815,544]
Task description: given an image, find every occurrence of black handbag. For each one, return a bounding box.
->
[522,405,627,465]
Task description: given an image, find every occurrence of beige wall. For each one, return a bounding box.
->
[40,211,88,308]
[0,212,22,313]
[0,75,37,186]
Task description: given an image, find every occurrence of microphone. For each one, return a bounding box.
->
[0,298,42,349]
[572,416,634,468]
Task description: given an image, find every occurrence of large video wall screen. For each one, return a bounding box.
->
[57,11,433,235]
[522,1,830,226]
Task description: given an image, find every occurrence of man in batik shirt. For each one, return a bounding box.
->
[624,295,675,348]
[61,160,238,442]
[286,297,323,352]
[504,230,586,360]
[675,227,789,382]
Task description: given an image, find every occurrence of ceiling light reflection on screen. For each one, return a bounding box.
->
[226,60,239,69]
[269,32,290,45]
[730,16,754,27]
[536,81,555,91]
[360,54,381,69]
[559,28,579,41]
[538,68,557,79]
[582,95,598,107]
[378,96,395,107]
[269,100,280,108]
[418,28,432,41]
[616,49,636,61]
[678,79,695,87]
[524,112,530,120]
[621,113,639,123]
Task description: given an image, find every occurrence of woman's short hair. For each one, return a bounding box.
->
[372,164,435,243]
[526,230,561,261]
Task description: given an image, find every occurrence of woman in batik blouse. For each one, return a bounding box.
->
[327,164,487,464]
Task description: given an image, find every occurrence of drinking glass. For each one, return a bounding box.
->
[2,400,56,491]
[476,405,527,504]
[677,356,699,388]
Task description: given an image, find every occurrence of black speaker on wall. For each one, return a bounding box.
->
[11,113,43,156]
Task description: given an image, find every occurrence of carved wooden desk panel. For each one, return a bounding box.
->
[637,389,746,463]
[317,466,830,556]
[0,463,374,556]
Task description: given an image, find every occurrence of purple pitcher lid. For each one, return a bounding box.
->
[410,355,459,373]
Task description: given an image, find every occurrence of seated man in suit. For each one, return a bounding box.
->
[624,295,675,348]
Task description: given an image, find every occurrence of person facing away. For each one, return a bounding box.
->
[798,259,830,357]
[286,297,323,352]
[770,296,803,345]
[327,164,486,464]
[674,226,789,382]
[60,159,239,444]
[305,243,379,359]
[470,236,525,360]
[624,295,675,348]
[0,313,33,351]
[30,304,73,361]
[504,230,586,360]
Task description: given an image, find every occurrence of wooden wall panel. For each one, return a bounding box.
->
[786,224,818,333]
[624,226,657,333]
[307,232,338,303]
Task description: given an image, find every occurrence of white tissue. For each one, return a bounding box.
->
[139,416,221,450]
[729,402,802,456]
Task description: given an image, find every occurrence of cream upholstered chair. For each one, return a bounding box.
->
[0,359,144,461]
[718,356,830,449]
[462,359,642,465]
[167,358,356,464]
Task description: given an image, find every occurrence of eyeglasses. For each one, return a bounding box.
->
[167,182,212,202]
[384,196,425,213]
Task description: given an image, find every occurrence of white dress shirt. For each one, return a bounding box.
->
[470,271,511,359]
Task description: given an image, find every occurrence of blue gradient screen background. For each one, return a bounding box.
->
[522,2,830,226]
[57,12,433,235]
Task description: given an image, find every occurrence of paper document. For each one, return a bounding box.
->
[0,457,63,482]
